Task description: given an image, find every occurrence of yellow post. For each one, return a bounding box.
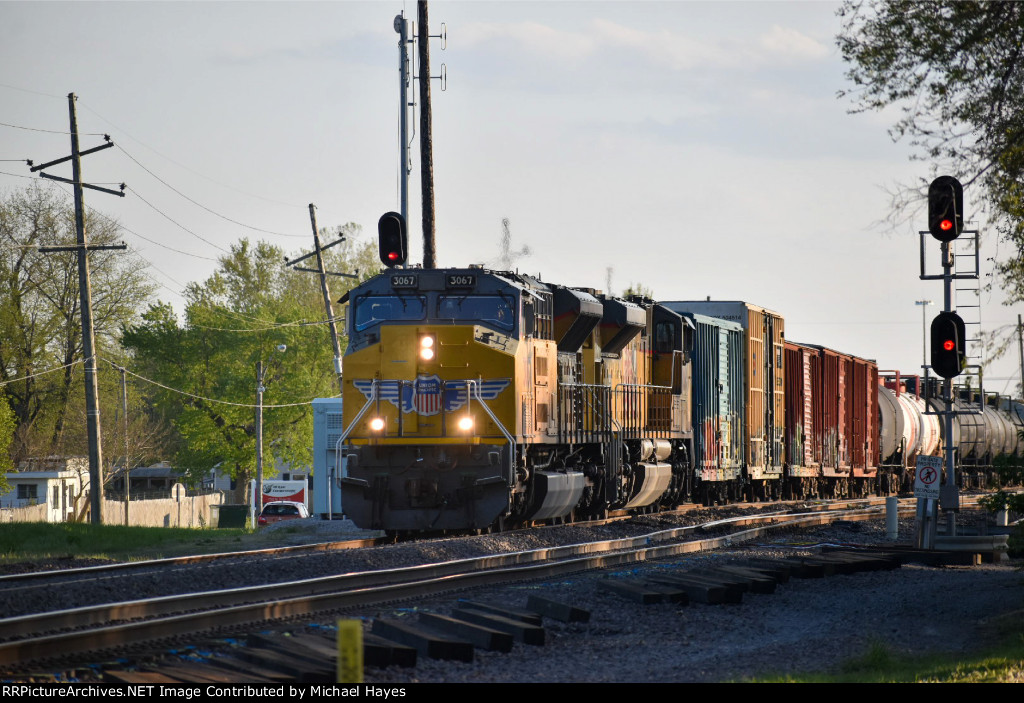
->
[336,619,364,683]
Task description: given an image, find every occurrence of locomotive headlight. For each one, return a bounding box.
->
[419,335,436,361]
[457,416,474,432]
[369,417,385,432]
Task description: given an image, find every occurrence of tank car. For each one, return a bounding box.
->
[875,374,1023,491]
[877,374,942,491]
[336,268,695,532]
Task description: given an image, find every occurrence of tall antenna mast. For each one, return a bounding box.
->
[394,13,412,227]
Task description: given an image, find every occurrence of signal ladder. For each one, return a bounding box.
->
[951,232,982,383]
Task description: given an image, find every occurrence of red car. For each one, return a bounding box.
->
[257,501,309,526]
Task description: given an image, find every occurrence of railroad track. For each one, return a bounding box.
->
[0,500,922,677]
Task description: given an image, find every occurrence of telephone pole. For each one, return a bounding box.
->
[418,0,436,268]
[284,205,358,395]
[31,93,126,525]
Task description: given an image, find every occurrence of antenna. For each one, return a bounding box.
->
[497,217,530,270]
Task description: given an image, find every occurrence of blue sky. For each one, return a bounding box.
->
[1,1,1020,391]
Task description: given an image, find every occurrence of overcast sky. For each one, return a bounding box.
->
[1,1,1020,392]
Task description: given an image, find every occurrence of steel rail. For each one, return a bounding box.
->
[0,495,981,591]
[0,535,384,586]
[0,504,908,670]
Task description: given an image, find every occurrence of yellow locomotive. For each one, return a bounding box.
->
[338,267,695,532]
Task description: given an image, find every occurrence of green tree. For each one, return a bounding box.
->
[0,184,155,464]
[623,282,655,300]
[838,2,1024,298]
[0,392,14,494]
[838,1,1024,382]
[122,232,377,499]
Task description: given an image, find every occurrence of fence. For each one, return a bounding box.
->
[0,492,225,528]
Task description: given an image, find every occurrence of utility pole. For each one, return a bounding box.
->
[120,365,130,526]
[418,0,436,268]
[309,205,343,393]
[30,93,126,525]
[255,359,265,528]
[284,205,358,395]
[254,345,287,526]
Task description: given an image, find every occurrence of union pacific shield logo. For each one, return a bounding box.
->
[353,375,511,416]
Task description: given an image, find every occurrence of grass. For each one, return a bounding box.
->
[749,610,1024,683]
[0,521,269,564]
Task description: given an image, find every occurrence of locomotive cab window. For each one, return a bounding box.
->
[655,321,678,354]
[437,295,515,331]
[353,295,426,331]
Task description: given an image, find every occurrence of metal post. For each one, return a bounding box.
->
[885,495,898,540]
[395,13,410,226]
[1018,314,1023,397]
[915,300,932,371]
[940,241,958,535]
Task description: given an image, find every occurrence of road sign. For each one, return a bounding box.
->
[914,456,942,500]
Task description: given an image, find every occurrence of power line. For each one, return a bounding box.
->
[42,178,222,264]
[79,101,306,210]
[0,359,84,388]
[0,119,104,136]
[116,144,307,238]
[126,185,231,253]
[0,168,40,180]
[104,358,323,408]
[0,82,65,100]
[187,317,341,333]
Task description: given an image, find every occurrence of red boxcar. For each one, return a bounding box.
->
[784,341,878,498]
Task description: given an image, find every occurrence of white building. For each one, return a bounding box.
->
[0,456,88,522]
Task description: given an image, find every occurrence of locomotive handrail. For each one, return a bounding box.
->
[332,379,379,518]
[558,381,616,442]
[463,379,517,487]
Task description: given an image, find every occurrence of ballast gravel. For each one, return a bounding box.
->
[349,517,1024,683]
[4,505,1022,683]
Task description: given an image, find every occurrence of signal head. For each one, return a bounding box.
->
[928,176,964,242]
[930,311,966,379]
[377,211,407,267]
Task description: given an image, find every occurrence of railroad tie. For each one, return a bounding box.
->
[363,632,418,668]
[525,595,591,623]
[419,612,515,652]
[645,573,737,604]
[233,639,334,683]
[458,599,544,625]
[597,578,684,604]
[450,607,546,646]
[699,566,777,594]
[371,618,474,663]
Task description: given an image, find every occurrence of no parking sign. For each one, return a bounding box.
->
[914,456,943,499]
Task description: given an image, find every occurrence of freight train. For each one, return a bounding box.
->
[311,266,1024,532]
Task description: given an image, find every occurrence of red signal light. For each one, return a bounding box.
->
[940,219,953,231]
[943,339,954,351]
[387,251,399,261]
